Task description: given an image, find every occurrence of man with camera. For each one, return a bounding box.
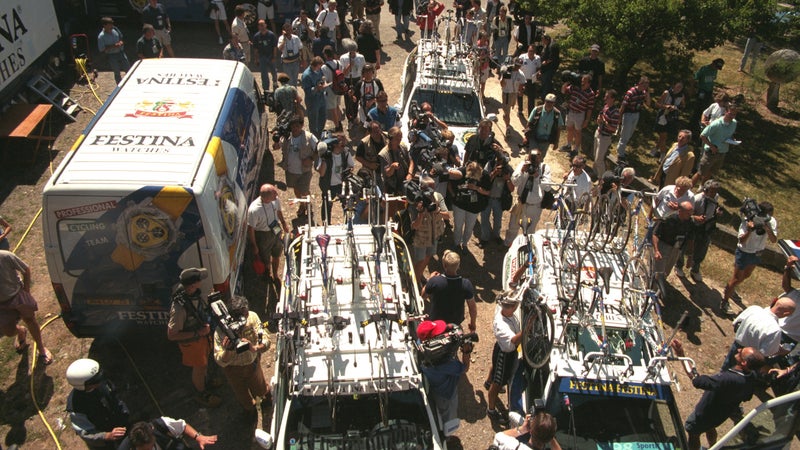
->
[481,151,514,246]
[276,117,318,217]
[615,76,651,161]
[486,291,522,426]
[213,295,271,416]
[248,184,289,282]
[517,44,541,118]
[167,268,222,408]
[721,200,777,314]
[368,90,400,132]
[301,56,329,138]
[316,133,355,223]
[465,118,503,168]
[560,73,596,157]
[278,22,304,86]
[410,176,448,281]
[66,358,130,449]
[338,39,366,126]
[523,93,563,159]
[507,150,551,243]
[499,58,526,133]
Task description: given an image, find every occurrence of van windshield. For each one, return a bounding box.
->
[410,89,483,126]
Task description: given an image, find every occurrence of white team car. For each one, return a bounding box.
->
[257,199,446,449]
[398,32,495,162]
[502,228,694,450]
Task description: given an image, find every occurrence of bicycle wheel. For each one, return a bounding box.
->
[575,251,601,320]
[589,195,610,251]
[522,302,555,368]
[621,257,650,319]
[558,237,581,300]
[608,200,633,254]
[572,210,593,249]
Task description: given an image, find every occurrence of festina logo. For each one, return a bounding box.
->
[89,135,196,146]
[0,7,28,52]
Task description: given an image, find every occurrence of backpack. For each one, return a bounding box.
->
[326,61,348,95]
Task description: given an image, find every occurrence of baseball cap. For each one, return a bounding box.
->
[590,44,600,52]
[417,320,447,340]
[544,93,557,103]
[180,268,208,285]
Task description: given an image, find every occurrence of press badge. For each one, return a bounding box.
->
[270,219,282,235]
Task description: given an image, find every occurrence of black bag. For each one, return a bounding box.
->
[417,333,460,366]
[540,190,555,209]
[500,183,513,211]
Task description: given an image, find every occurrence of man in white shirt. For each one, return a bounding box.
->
[723,298,795,369]
[506,150,551,243]
[316,1,340,41]
[517,44,541,117]
[338,39,366,126]
[231,5,251,63]
[278,23,303,86]
[652,176,693,220]
[563,155,592,208]
[247,184,289,281]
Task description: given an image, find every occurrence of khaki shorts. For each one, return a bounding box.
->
[566,110,586,130]
[0,289,39,336]
[154,28,171,46]
[285,171,312,192]
[698,151,726,177]
[256,230,284,259]
[179,336,210,367]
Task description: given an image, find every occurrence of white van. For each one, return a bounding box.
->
[41,58,265,337]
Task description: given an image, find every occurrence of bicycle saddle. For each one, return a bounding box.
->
[597,267,613,294]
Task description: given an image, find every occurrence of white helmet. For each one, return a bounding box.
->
[66,359,102,391]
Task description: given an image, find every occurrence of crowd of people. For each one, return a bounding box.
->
[0,0,790,448]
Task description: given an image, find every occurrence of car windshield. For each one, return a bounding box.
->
[551,393,684,450]
[409,89,482,126]
[281,392,434,449]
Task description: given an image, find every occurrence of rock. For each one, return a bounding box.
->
[764,49,800,111]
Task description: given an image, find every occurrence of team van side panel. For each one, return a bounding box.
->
[41,59,263,337]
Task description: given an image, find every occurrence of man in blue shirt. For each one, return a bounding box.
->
[692,106,738,186]
[523,93,563,158]
[367,91,399,131]
[141,0,173,57]
[252,19,278,91]
[97,17,129,84]
[301,56,328,138]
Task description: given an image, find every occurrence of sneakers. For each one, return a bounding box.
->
[730,289,743,301]
[719,301,734,316]
[674,267,686,278]
[197,391,223,408]
[487,408,509,425]
[690,271,703,282]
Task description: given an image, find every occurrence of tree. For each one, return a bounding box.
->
[520,0,778,88]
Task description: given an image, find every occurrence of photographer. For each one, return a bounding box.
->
[278,22,304,86]
[465,118,502,167]
[213,296,271,415]
[416,320,467,444]
[273,72,302,117]
[167,268,222,408]
[339,39,365,125]
[276,117,318,217]
[481,151,514,246]
[721,200,777,314]
[450,161,491,252]
[491,411,561,450]
[410,176,448,281]
[316,134,355,223]
[486,291,522,426]
[674,180,721,282]
[301,56,329,138]
[499,58,526,133]
[248,184,289,282]
[379,126,412,218]
[353,64,384,128]
[507,150,551,242]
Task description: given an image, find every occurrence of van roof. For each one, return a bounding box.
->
[55,58,243,187]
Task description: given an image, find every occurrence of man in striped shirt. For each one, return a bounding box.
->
[561,74,596,157]
[593,89,619,177]
[615,76,651,161]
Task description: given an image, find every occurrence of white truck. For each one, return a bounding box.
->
[41,58,265,337]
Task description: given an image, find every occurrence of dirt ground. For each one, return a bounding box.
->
[0,9,796,450]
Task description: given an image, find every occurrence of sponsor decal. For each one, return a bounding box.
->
[560,378,670,400]
[0,1,60,91]
[125,99,194,118]
[55,201,118,219]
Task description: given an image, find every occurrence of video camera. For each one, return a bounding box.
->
[740,198,771,236]
[208,292,250,354]
[404,178,438,213]
[561,70,581,85]
[416,324,479,366]
[272,110,294,143]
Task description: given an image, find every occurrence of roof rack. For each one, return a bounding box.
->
[413,11,481,95]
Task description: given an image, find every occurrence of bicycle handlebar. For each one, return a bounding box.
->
[619,188,657,197]
[541,181,578,188]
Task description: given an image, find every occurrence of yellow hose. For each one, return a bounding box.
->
[29,314,64,450]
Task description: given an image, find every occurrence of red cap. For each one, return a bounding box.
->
[417,320,447,340]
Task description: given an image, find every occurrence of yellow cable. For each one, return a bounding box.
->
[116,339,165,416]
[12,208,42,254]
[30,314,64,450]
[75,57,104,106]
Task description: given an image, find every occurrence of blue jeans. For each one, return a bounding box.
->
[492,36,509,61]
[307,99,326,137]
[281,60,300,86]
[540,69,556,100]
[481,197,503,241]
[395,0,410,37]
[107,51,130,84]
[453,206,478,247]
[259,57,278,91]
[616,112,640,159]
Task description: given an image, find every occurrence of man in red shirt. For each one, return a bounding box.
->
[417,0,444,37]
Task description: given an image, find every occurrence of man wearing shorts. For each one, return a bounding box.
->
[692,106,738,187]
[0,250,52,365]
[141,0,174,57]
[486,291,521,426]
[208,0,230,45]
[560,73,596,157]
[410,177,447,283]
[721,201,777,314]
[276,117,318,217]
[248,184,289,281]
[167,268,222,407]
